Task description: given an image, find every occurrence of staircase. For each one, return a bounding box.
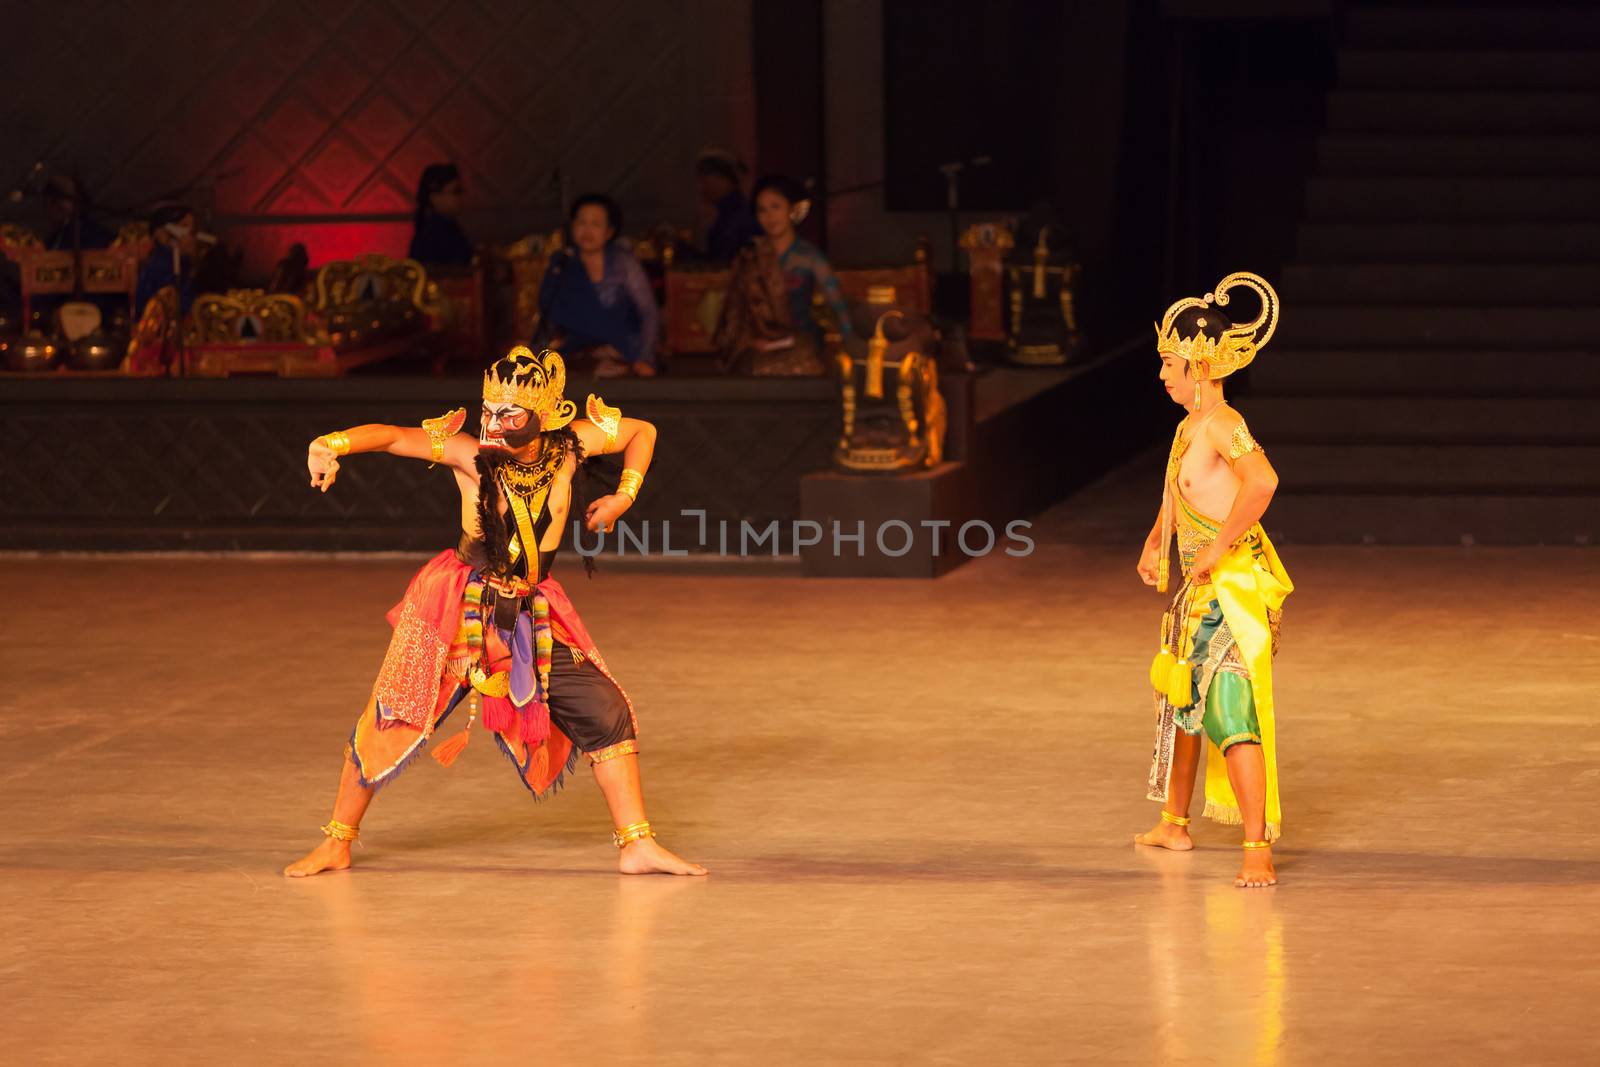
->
[1246,4,1600,545]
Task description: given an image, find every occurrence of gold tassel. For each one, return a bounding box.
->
[431,729,470,767]
[1166,659,1194,708]
[1149,646,1176,692]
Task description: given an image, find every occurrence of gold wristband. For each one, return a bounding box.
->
[317,431,351,456]
[617,468,644,501]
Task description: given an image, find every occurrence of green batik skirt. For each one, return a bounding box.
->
[1174,599,1261,752]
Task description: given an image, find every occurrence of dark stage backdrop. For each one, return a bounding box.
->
[0,0,755,277]
[882,0,1065,213]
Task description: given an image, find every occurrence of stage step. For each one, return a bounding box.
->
[1240,395,1599,445]
[1266,492,1596,545]
[1316,134,1600,176]
[1328,90,1600,134]
[1339,49,1600,90]
[1346,7,1600,50]
[1245,349,1600,395]
[1274,305,1591,349]
[1251,6,1600,546]
[1279,263,1600,306]
[1268,444,1600,493]
[1307,177,1600,221]
[1295,222,1600,263]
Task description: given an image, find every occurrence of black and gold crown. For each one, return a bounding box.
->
[1154,271,1279,380]
[482,346,577,430]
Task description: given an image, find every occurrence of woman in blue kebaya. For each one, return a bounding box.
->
[537,193,659,378]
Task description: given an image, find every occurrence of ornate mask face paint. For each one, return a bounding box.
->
[479,402,535,451]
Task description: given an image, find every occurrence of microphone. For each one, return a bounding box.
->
[7,161,46,203]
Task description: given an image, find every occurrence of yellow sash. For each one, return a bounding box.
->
[1177,493,1294,838]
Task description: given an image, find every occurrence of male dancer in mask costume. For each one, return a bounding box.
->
[284,346,705,877]
[1133,273,1293,888]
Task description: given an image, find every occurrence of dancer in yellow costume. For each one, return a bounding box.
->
[1133,272,1293,888]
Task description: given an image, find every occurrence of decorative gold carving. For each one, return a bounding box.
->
[423,407,467,463]
[834,344,947,473]
[312,253,428,311]
[584,394,622,449]
[961,223,1012,342]
[865,310,904,400]
[0,225,42,256]
[186,290,309,344]
[1228,421,1262,463]
[837,353,857,449]
[502,230,564,342]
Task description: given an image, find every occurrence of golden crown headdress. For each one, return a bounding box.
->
[1154,271,1280,380]
[482,346,577,430]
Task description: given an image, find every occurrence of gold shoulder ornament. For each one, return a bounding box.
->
[1228,420,1262,463]
[422,407,467,465]
[585,394,622,451]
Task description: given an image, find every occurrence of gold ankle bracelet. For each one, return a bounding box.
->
[321,818,360,843]
[1241,840,1271,850]
[1160,810,1191,827]
[612,821,655,848]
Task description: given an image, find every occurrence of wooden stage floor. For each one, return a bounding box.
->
[3,542,1597,1064]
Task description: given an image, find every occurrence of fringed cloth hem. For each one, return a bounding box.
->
[495,732,585,802]
[1201,798,1282,843]
[347,549,634,800]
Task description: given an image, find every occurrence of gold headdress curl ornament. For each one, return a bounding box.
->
[1154,271,1280,380]
[482,346,577,431]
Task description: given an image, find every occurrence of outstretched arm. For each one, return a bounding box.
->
[307,413,476,493]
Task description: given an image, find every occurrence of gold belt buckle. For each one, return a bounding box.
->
[487,575,531,599]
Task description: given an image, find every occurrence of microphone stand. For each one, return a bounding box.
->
[937,156,990,273]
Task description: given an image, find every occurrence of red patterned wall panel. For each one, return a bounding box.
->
[2,0,755,276]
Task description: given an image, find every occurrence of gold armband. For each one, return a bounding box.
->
[422,407,467,464]
[1228,422,1262,463]
[316,431,351,456]
[586,394,622,451]
[617,467,644,501]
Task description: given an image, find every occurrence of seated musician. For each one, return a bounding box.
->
[407,163,475,267]
[536,193,659,378]
[713,174,852,376]
[696,148,759,264]
[43,176,114,251]
[135,204,198,318]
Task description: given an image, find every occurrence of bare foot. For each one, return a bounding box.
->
[283,838,352,878]
[631,361,657,378]
[618,836,707,876]
[1235,847,1277,888]
[1134,819,1194,852]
